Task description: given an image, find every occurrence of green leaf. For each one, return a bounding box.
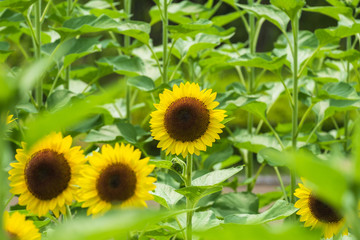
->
[84,125,120,142]
[257,190,284,208]
[270,0,305,20]
[168,19,214,39]
[312,99,360,123]
[0,41,12,63]
[54,15,150,44]
[46,90,76,112]
[0,0,37,13]
[192,166,243,186]
[176,186,222,205]
[230,131,284,153]
[303,6,352,20]
[320,82,360,100]
[127,76,155,92]
[177,211,223,231]
[237,4,289,32]
[315,16,360,46]
[149,159,173,170]
[258,148,286,166]
[116,122,137,144]
[97,56,145,77]
[226,97,267,121]
[228,54,287,70]
[212,192,259,218]
[168,1,207,15]
[152,183,184,209]
[225,200,296,224]
[204,145,233,169]
[211,11,245,27]
[42,37,102,68]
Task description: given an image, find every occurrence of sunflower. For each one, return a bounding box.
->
[77,143,156,216]
[8,132,86,217]
[3,211,41,240]
[150,82,226,157]
[294,181,348,239]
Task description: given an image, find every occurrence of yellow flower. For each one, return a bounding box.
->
[150,82,226,157]
[294,180,348,239]
[8,132,86,217]
[77,143,156,215]
[6,114,15,124]
[4,211,41,240]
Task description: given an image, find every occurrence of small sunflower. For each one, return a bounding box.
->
[150,82,226,157]
[294,181,348,239]
[3,211,41,240]
[8,132,86,217]
[77,143,156,215]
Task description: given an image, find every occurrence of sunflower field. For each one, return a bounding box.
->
[1,0,360,239]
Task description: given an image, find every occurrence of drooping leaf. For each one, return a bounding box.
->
[97,56,145,77]
[0,0,37,13]
[303,6,352,20]
[127,76,155,92]
[270,0,305,20]
[176,186,222,205]
[258,148,286,166]
[228,54,287,70]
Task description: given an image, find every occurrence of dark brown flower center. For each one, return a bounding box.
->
[7,231,19,240]
[25,149,71,200]
[309,194,342,223]
[164,97,210,142]
[96,163,137,203]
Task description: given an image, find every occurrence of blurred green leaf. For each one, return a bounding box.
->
[303,6,352,20]
[177,210,223,231]
[257,190,284,208]
[196,223,321,240]
[230,131,283,153]
[84,125,120,142]
[24,82,123,145]
[228,54,287,70]
[149,159,173,170]
[116,122,137,144]
[46,89,76,112]
[211,11,245,27]
[320,82,360,100]
[288,151,348,208]
[270,0,305,20]
[168,19,213,39]
[0,0,37,13]
[204,145,233,169]
[225,200,296,224]
[49,209,189,240]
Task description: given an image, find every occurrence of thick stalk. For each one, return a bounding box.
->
[35,0,42,108]
[290,15,299,204]
[65,0,72,90]
[186,155,193,240]
[162,0,169,84]
[344,36,351,152]
[246,0,256,192]
[125,0,132,123]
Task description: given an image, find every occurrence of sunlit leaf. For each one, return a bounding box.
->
[270,0,305,20]
[152,183,184,209]
[192,166,243,186]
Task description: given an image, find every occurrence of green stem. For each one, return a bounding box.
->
[35,0,42,109]
[125,0,132,123]
[274,167,289,202]
[246,0,256,192]
[290,14,299,205]
[162,0,169,84]
[64,0,72,90]
[65,205,72,221]
[249,163,265,191]
[344,36,351,152]
[186,154,193,240]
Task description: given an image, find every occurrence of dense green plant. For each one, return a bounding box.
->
[1,0,360,239]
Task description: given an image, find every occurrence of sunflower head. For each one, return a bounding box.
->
[77,143,156,216]
[8,132,86,217]
[294,180,348,239]
[150,82,226,157]
[4,211,41,240]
